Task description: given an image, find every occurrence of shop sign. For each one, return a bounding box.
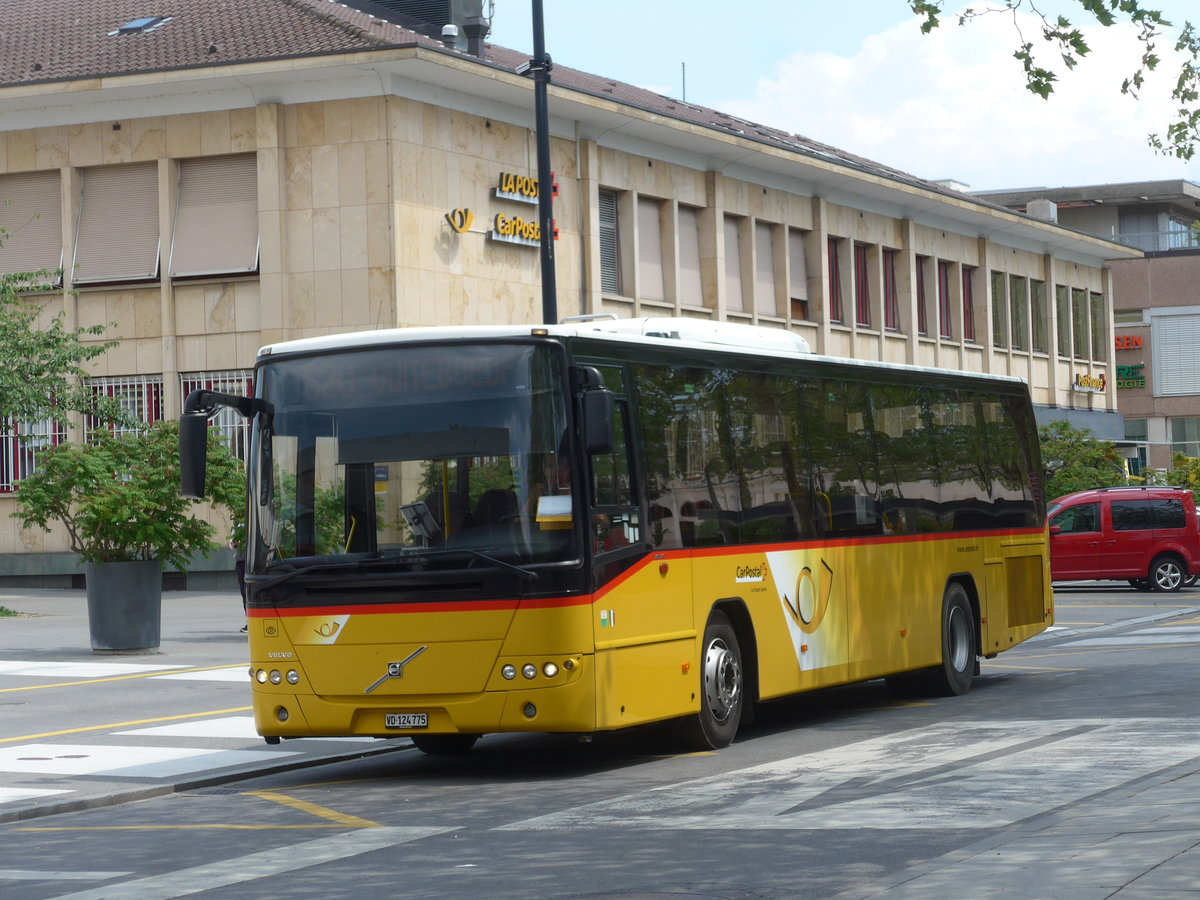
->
[493,171,558,205]
[1115,364,1145,389]
[1073,373,1107,393]
[444,208,475,233]
[1114,334,1143,351]
[488,213,558,248]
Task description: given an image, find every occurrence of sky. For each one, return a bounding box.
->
[487,1,1200,191]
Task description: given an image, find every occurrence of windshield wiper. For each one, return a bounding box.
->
[250,547,538,594]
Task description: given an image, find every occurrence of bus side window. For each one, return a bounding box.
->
[591,401,640,552]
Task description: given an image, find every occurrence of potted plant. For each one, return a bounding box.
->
[11,420,244,652]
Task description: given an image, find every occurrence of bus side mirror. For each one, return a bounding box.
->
[179,411,210,499]
[582,389,614,455]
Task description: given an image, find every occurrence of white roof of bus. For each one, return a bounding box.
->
[257,318,1027,386]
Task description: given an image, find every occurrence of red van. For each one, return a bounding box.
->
[1048,486,1200,591]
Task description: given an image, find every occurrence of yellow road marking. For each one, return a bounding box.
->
[0,664,247,694]
[0,707,252,743]
[18,824,347,832]
[1162,616,1200,625]
[243,790,382,828]
[982,663,1083,672]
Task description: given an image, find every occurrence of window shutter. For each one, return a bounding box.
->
[724,216,744,312]
[788,230,808,301]
[678,205,702,305]
[0,171,63,279]
[598,189,620,294]
[1154,314,1200,395]
[755,222,776,316]
[169,154,258,277]
[636,197,664,301]
[73,163,159,283]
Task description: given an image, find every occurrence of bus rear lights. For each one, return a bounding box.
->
[522,664,538,680]
[269,670,283,685]
[276,707,289,723]
[523,703,537,719]
[502,664,517,680]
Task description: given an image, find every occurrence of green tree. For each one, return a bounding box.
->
[909,1,1200,159]
[12,421,245,571]
[1039,420,1127,499]
[0,224,122,428]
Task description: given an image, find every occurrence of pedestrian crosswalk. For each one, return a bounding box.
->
[0,659,390,812]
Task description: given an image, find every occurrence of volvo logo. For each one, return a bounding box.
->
[363,646,428,694]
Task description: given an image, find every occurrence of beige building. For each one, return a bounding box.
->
[978,180,1200,473]
[0,0,1139,584]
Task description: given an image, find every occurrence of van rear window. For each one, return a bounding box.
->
[1111,499,1186,531]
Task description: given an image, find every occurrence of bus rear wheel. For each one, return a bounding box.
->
[410,733,479,755]
[929,582,976,696]
[675,610,744,750]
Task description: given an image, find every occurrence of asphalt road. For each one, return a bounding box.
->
[1,584,1198,899]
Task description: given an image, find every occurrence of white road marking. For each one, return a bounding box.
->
[0,787,71,805]
[0,870,130,882]
[115,717,260,739]
[0,744,299,778]
[1067,625,1200,648]
[48,826,457,900]
[502,718,1200,832]
[0,661,182,678]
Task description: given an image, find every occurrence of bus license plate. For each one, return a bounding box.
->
[385,713,427,729]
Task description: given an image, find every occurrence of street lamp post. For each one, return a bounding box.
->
[528,0,557,325]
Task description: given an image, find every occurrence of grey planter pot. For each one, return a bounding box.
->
[85,560,162,652]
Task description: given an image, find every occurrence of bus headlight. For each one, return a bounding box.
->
[286,670,300,685]
[269,670,283,685]
[522,664,537,680]
[502,664,517,680]
[543,662,559,678]
[255,669,268,684]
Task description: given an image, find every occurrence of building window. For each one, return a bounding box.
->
[724,216,746,313]
[678,205,702,307]
[961,266,976,342]
[0,171,63,283]
[74,163,160,284]
[1090,292,1107,362]
[1152,312,1200,395]
[755,222,778,317]
[84,375,164,440]
[937,260,953,339]
[0,416,66,492]
[1114,309,1145,325]
[1010,276,1028,351]
[1171,417,1200,458]
[1056,284,1071,357]
[991,271,1008,349]
[827,237,844,324]
[181,370,253,460]
[916,255,929,336]
[598,189,622,295]
[169,154,258,277]
[788,229,809,320]
[883,249,900,331]
[636,196,665,302]
[1031,280,1048,353]
[854,243,871,327]
[1072,288,1089,361]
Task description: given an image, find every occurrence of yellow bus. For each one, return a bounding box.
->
[180,318,1053,753]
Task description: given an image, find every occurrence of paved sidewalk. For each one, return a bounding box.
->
[0,588,403,824]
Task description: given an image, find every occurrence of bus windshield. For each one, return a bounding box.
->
[247,342,573,573]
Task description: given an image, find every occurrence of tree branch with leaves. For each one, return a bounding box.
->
[908,1,1200,159]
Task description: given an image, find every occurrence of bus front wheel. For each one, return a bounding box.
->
[929,582,976,696]
[676,610,744,750]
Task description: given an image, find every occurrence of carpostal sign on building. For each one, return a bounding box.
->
[487,171,558,248]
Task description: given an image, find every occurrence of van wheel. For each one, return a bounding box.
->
[1149,556,1185,593]
[674,610,743,750]
[928,582,976,696]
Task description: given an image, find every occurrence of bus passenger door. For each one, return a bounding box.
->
[591,397,694,729]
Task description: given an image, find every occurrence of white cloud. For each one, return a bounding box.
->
[724,10,1200,190]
